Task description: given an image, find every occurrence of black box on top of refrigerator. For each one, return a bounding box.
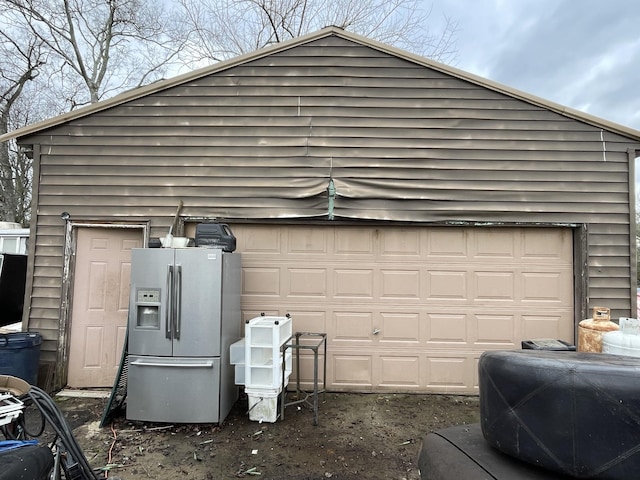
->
[194,223,236,252]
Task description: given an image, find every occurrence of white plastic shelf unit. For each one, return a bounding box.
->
[244,315,293,390]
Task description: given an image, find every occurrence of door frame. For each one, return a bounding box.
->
[58,221,148,387]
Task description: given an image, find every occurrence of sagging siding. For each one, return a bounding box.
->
[21,35,639,362]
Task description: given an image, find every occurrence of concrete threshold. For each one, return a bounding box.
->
[56,389,111,399]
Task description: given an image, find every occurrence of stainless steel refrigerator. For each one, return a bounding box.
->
[126,247,241,423]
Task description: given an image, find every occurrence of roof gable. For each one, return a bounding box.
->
[2,26,640,143]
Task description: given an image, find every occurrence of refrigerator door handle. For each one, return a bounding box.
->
[130,359,214,368]
[175,264,182,340]
[166,264,173,339]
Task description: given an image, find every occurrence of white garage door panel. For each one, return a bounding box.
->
[379,355,421,388]
[328,351,479,393]
[242,267,280,295]
[233,225,573,394]
[332,354,373,388]
[289,268,328,297]
[522,313,572,340]
[333,311,374,343]
[286,311,328,335]
[425,354,473,390]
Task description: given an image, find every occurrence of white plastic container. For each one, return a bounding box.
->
[245,387,280,423]
[619,317,640,335]
[229,338,245,365]
[602,318,640,358]
[229,338,246,385]
[234,364,245,385]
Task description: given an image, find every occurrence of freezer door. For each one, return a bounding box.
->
[173,249,225,357]
[126,355,222,423]
[128,248,175,356]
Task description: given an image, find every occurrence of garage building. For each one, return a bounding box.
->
[2,27,639,393]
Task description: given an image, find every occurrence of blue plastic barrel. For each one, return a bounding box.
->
[0,332,42,385]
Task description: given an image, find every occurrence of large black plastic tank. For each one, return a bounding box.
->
[479,349,640,479]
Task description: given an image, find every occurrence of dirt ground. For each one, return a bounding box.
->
[44,390,480,480]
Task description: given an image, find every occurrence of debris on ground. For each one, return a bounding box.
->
[52,392,480,480]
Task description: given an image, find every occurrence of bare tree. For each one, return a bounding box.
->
[1,0,185,108]
[0,21,46,225]
[0,0,189,223]
[175,0,458,68]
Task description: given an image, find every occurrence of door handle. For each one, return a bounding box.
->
[174,265,182,340]
[373,328,381,335]
[165,265,173,339]
[131,359,214,368]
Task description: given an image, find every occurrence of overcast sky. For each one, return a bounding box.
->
[430,0,640,132]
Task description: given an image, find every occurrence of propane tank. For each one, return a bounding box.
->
[578,306,619,353]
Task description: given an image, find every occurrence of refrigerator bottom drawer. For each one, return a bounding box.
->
[126,356,223,423]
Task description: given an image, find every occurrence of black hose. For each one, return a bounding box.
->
[18,396,47,438]
[26,386,101,480]
[0,397,45,439]
[0,424,16,440]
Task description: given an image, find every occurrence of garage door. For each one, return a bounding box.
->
[232,225,574,394]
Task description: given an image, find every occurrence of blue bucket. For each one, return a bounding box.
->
[0,332,42,385]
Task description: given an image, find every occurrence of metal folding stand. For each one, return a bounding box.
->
[280,332,327,426]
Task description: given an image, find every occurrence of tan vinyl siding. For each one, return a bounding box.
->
[29,216,65,349]
[18,33,640,364]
